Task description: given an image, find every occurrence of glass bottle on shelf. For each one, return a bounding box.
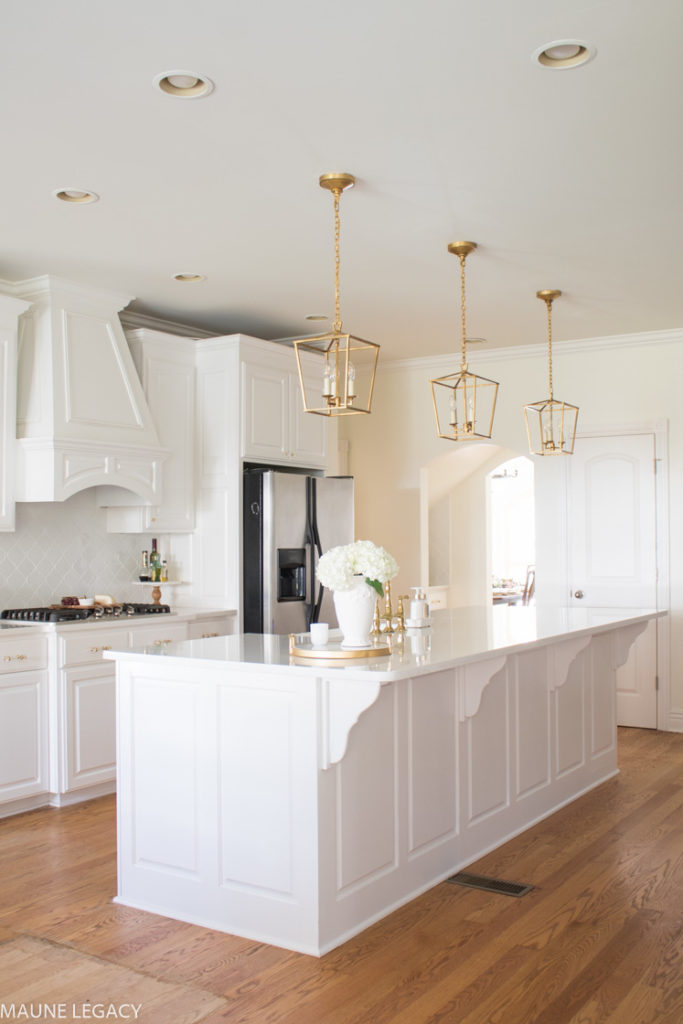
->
[150,539,162,582]
[139,550,150,581]
[161,560,168,582]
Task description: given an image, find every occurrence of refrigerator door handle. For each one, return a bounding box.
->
[305,542,313,605]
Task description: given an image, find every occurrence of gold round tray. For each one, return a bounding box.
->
[289,637,391,660]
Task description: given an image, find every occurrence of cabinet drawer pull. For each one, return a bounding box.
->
[102,645,112,651]
[201,632,219,638]
[3,655,12,662]
[153,638,173,644]
[89,646,99,653]
[2,654,28,662]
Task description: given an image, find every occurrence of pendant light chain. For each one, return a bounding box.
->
[460,253,468,370]
[333,188,342,334]
[292,171,379,418]
[546,297,554,401]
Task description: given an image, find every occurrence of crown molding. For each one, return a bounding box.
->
[382,327,683,373]
[119,309,216,338]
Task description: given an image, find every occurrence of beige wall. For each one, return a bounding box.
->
[340,329,683,730]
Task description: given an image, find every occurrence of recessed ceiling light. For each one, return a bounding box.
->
[532,39,596,69]
[153,70,214,98]
[173,273,205,283]
[305,314,329,322]
[53,188,99,204]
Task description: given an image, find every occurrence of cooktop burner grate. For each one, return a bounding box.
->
[1,604,171,622]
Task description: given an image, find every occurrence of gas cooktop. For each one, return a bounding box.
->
[0,603,172,623]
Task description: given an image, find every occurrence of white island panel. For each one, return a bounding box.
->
[514,648,551,798]
[108,606,661,956]
[407,670,458,855]
[218,682,296,895]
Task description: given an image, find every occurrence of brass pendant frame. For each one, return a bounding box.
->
[292,172,379,417]
[524,288,578,456]
[293,330,379,417]
[524,397,579,455]
[431,367,499,441]
[430,239,499,442]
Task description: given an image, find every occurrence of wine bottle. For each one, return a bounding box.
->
[150,539,162,582]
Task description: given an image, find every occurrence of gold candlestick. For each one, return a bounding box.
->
[371,600,382,640]
[382,581,394,634]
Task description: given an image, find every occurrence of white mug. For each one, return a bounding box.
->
[310,622,329,646]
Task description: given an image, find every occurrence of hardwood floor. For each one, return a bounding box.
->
[1,727,682,1024]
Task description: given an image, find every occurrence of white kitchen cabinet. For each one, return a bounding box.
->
[0,633,49,808]
[0,611,235,817]
[0,292,31,531]
[241,345,327,469]
[103,329,196,533]
[55,625,129,795]
[187,334,329,614]
[62,663,117,792]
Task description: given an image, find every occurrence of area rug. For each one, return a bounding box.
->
[0,936,226,1023]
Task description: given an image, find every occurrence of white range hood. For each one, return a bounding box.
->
[3,275,166,503]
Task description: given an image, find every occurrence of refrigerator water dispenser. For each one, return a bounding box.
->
[277,548,306,602]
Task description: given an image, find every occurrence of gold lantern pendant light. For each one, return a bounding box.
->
[293,173,379,417]
[430,241,499,441]
[523,289,578,455]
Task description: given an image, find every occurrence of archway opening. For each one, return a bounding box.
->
[487,456,535,605]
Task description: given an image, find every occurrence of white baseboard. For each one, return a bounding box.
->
[664,709,683,733]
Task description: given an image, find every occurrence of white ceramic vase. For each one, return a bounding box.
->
[333,576,377,649]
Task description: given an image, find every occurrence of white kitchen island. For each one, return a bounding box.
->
[106,605,660,956]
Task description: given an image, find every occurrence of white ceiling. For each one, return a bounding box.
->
[2,0,682,360]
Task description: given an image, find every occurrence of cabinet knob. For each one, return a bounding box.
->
[90,646,99,653]
[3,655,12,662]
[16,654,26,660]
[573,590,584,600]
[102,645,112,651]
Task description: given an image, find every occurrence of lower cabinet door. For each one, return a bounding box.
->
[0,669,49,803]
[64,663,116,791]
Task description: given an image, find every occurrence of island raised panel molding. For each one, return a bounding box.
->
[110,611,657,955]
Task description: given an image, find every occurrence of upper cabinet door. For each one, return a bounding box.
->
[0,293,31,531]
[0,331,16,531]
[241,359,290,463]
[241,348,328,469]
[289,373,327,468]
[139,348,196,532]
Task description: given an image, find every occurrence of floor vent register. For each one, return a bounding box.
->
[446,872,535,898]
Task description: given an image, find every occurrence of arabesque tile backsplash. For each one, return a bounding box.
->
[0,490,149,608]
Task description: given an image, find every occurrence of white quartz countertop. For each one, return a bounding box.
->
[104,605,663,682]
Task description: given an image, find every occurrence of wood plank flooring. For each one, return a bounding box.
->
[0,727,681,1024]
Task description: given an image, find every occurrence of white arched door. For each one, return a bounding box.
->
[568,432,659,728]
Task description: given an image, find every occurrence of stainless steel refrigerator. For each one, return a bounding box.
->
[242,469,354,634]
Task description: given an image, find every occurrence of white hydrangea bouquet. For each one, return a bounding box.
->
[316,540,399,597]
